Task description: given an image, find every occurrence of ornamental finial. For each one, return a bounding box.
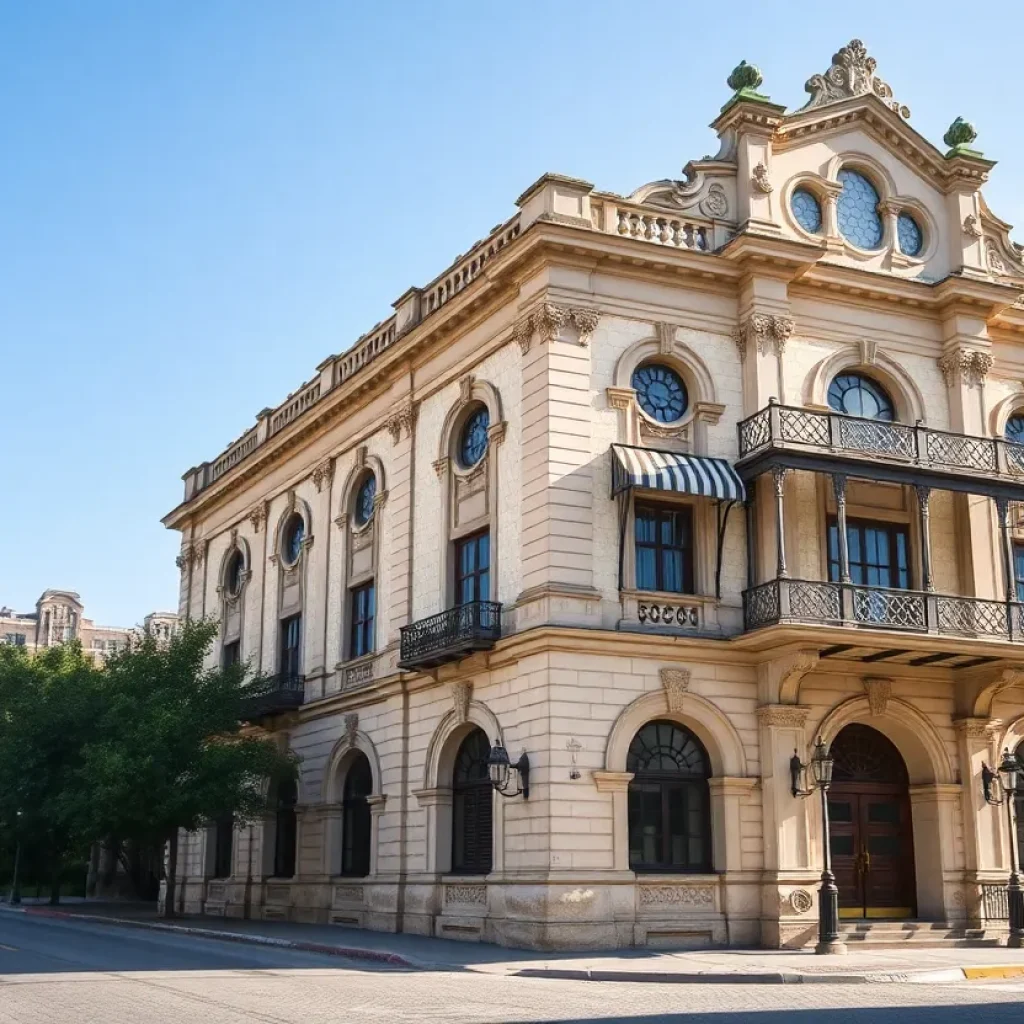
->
[944,116,978,152]
[727,60,763,94]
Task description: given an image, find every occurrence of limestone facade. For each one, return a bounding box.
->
[164,42,1024,949]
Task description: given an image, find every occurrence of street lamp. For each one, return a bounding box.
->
[792,737,846,955]
[487,740,530,800]
[7,810,22,906]
[997,748,1024,948]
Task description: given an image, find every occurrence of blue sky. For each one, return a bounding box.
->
[2,1,1022,627]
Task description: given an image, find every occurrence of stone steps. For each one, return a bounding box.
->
[838,920,1004,948]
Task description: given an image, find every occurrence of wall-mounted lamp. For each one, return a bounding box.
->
[487,741,530,800]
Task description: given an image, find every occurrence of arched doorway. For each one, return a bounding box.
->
[272,778,298,879]
[341,752,372,877]
[828,724,916,919]
[451,728,493,875]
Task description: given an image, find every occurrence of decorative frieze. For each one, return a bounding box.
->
[756,705,811,729]
[638,884,715,907]
[637,600,701,629]
[343,661,374,689]
[514,303,601,352]
[445,884,487,906]
[659,667,691,713]
[735,314,795,361]
[938,348,993,388]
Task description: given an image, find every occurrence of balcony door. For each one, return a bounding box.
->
[455,531,490,605]
[828,518,910,590]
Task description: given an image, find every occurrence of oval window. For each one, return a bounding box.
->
[459,407,490,467]
[827,372,895,421]
[837,169,884,250]
[791,188,823,234]
[226,550,245,595]
[354,474,377,527]
[897,212,923,257]
[282,514,305,565]
[631,364,688,424]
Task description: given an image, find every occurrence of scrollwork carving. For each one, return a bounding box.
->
[801,39,910,119]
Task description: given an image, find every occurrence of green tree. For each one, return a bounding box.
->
[0,642,102,902]
[80,619,296,917]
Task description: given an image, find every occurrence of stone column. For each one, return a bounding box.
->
[916,486,934,592]
[832,474,851,583]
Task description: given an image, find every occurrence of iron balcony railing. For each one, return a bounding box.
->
[240,672,305,720]
[743,577,1024,642]
[737,401,1024,479]
[982,884,1010,922]
[398,601,502,671]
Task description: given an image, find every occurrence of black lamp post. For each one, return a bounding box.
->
[487,740,530,800]
[793,738,846,955]
[997,748,1024,948]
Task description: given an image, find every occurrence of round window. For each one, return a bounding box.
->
[354,474,377,526]
[827,372,895,421]
[631,364,688,424]
[897,212,923,257]
[459,407,490,467]
[791,188,823,234]
[282,514,305,565]
[837,169,884,250]
[1006,414,1024,444]
[226,550,245,595]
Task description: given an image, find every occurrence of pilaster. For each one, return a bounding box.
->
[756,705,812,875]
[386,386,417,643]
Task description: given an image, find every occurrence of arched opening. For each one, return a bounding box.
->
[451,728,493,875]
[271,779,298,879]
[828,724,916,919]
[212,813,234,880]
[341,753,372,878]
[627,720,712,873]
[827,372,895,422]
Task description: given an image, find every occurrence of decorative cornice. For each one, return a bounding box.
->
[659,667,691,713]
[735,314,795,360]
[800,39,909,120]
[938,347,993,388]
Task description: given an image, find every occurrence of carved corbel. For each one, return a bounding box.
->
[735,314,794,361]
[863,677,893,717]
[938,348,993,389]
[659,667,690,713]
[512,314,535,355]
[606,386,635,411]
[248,503,268,533]
[386,398,417,444]
[569,307,600,346]
[344,713,359,749]
[758,649,819,705]
[311,458,335,493]
[450,680,473,724]
[535,303,569,344]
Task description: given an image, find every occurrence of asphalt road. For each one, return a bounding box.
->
[2,910,1024,1024]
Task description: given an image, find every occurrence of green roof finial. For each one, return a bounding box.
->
[944,116,980,156]
[727,60,763,94]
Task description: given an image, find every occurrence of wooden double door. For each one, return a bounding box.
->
[828,725,917,919]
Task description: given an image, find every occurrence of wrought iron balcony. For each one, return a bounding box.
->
[737,402,1024,496]
[241,672,305,720]
[398,601,502,671]
[743,577,1024,642]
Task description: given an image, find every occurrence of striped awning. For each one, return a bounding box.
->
[611,445,746,501]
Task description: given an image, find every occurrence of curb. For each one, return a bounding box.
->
[2,905,417,969]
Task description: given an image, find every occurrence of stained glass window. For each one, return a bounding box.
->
[827,373,895,421]
[354,474,376,526]
[631,364,688,423]
[460,407,490,467]
[897,212,923,257]
[837,169,883,249]
[791,188,823,234]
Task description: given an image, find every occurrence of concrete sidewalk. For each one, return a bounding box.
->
[2,899,1022,984]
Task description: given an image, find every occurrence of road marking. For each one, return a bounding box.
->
[0,944,18,951]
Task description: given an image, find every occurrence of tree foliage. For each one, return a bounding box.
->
[0,619,296,914]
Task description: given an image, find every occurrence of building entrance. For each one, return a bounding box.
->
[827,724,917,919]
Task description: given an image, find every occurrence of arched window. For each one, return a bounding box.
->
[272,778,298,879]
[282,513,305,566]
[353,474,377,527]
[627,720,711,873]
[791,188,823,234]
[459,407,490,468]
[897,212,923,257]
[452,728,493,875]
[212,813,234,879]
[837,169,884,250]
[225,550,245,596]
[631,364,688,423]
[828,372,895,421]
[341,753,372,877]
[1005,414,1024,445]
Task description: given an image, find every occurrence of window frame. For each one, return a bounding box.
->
[454,529,491,606]
[633,502,696,596]
[348,581,376,660]
[340,754,373,878]
[828,516,911,591]
[279,614,302,677]
[281,513,305,567]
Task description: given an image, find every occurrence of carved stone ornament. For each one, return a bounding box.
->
[735,314,795,361]
[801,39,910,120]
[444,884,486,906]
[863,677,892,717]
[432,456,449,479]
[751,162,773,194]
[756,705,811,729]
[344,712,359,749]
[788,889,814,914]
[515,303,600,351]
[944,116,978,151]
[450,680,473,724]
[699,183,729,219]
[660,667,691,713]
[311,458,335,493]
[512,314,535,354]
[459,374,475,404]
[386,398,417,445]
[657,322,676,355]
[727,60,763,94]
[248,504,267,534]
[859,338,878,366]
[938,348,993,388]
[638,884,714,907]
[953,717,999,741]
[606,386,635,411]
[963,214,984,239]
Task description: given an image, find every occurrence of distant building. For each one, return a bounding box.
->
[0,590,178,661]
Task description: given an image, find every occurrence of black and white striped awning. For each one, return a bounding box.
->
[611,445,746,502]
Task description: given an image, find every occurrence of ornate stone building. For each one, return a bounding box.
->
[0,590,178,661]
[164,41,1024,949]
